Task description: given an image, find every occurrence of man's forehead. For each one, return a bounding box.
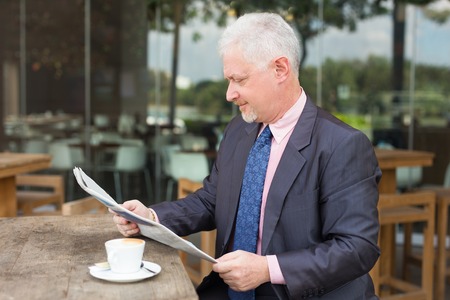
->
[224,68,249,78]
[223,57,253,78]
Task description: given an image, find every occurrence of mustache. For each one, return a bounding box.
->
[232,100,246,106]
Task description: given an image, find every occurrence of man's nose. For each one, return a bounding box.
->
[226,84,238,102]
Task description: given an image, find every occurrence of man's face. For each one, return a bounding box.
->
[223,47,276,124]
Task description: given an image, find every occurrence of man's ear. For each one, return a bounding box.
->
[273,56,290,81]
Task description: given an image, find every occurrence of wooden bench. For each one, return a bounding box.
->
[62,196,108,215]
[17,174,64,216]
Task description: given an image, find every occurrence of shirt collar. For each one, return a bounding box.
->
[266,88,307,144]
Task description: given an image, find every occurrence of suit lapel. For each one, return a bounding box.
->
[261,98,318,254]
[224,122,260,244]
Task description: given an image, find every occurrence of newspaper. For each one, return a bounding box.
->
[73,167,217,263]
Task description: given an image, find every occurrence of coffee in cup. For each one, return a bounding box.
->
[105,238,145,273]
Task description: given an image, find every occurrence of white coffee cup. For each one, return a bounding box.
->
[105,238,145,274]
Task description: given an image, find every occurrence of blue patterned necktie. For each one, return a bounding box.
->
[229,125,272,300]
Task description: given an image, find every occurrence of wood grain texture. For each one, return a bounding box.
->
[0,152,51,179]
[0,215,198,300]
[0,152,52,217]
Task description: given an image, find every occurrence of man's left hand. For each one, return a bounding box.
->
[213,250,270,291]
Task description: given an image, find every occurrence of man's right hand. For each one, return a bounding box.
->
[110,200,148,237]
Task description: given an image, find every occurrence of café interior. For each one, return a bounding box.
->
[0,1,449,299]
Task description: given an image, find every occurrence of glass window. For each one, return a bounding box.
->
[1,0,449,204]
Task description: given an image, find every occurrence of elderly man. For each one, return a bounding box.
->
[112,12,381,300]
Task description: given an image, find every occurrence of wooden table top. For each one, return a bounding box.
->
[0,214,198,300]
[0,152,51,179]
[374,148,435,170]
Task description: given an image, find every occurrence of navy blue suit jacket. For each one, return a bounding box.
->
[152,98,382,299]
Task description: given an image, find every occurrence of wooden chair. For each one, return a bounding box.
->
[16,174,64,216]
[372,191,435,300]
[177,178,216,285]
[403,188,450,300]
[62,196,108,215]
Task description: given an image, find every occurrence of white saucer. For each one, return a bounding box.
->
[89,261,161,283]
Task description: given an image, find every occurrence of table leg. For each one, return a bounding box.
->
[378,169,396,194]
[436,195,450,300]
[380,223,395,296]
[377,169,397,296]
[369,234,381,295]
[0,176,18,217]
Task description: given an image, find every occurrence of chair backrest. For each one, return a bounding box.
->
[179,134,209,151]
[160,144,181,176]
[148,134,174,154]
[177,178,215,285]
[169,152,209,182]
[16,174,64,195]
[16,174,65,215]
[396,166,423,190]
[62,196,108,215]
[115,145,147,171]
[178,178,203,199]
[23,140,48,154]
[70,147,85,166]
[48,142,74,170]
[93,114,110,129]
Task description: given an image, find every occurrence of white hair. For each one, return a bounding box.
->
[218,12,301,76]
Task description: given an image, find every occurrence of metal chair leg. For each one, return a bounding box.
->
[113,171,122,203]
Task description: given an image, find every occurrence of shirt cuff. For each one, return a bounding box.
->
[266,255,286,285]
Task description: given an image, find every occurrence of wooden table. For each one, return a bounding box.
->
[372,148,435,297]
[0,214,198,300]
[375,148,434,193]
[0,152,52,217]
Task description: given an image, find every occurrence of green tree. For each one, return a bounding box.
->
[382,0,441,127]
[146,0,447,126]
[301,56,391,114]
[211,0,388,70]
[177,79,230,115]
[146,0,230,127]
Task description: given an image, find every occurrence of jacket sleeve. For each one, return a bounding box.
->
[277,129,381,298]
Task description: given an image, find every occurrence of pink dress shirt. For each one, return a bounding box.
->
[258,90,307,284]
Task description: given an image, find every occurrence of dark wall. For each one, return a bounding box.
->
[1,0,148,122]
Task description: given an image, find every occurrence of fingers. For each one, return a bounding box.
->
[213,251,237,273]
[112,214,140,237]
[213,251,269,292]
[110,200,148,237]
[112,214,131,225]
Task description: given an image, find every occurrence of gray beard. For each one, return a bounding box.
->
[242,110,258,123]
